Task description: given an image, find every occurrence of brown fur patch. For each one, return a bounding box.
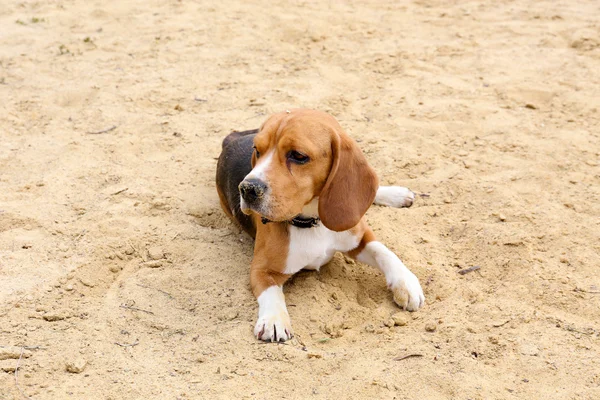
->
[250,215,292,297]
[347,221,376,259]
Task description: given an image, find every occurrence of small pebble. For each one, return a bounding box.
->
[391,313,409,326]
[109,265,121,273]
[43,311,66,321]
[142,260,163,268]
[383,319,395,328]
[65,358,87,373]
[425,322,437,332]
[79,277,96,287]
[223,311,238,321]
[498,213,507,222]
[152,199,170,210]
[147,246,164,260]
[0,360,16,372]
[0,347,31,361]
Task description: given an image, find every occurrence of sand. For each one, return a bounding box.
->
[1,0,599,399]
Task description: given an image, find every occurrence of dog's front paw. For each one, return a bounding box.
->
[391,271,425,311]
[254,312,293,342]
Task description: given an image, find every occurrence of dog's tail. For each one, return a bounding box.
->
[222,129,259,149]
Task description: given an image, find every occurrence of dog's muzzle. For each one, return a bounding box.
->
[239,178,268,205]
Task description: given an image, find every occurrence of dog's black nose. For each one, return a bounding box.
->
[239,179,267,203]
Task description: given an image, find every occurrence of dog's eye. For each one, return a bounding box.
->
[287,150,309,164]
[253,146,260,159]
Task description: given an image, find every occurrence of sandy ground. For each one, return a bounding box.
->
[1,0,599,399]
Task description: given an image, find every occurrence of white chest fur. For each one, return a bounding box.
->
[284,223,359,275]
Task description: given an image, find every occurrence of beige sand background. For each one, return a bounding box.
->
[1,0,599,399]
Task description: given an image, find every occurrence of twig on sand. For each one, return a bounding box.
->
[115,339,140,348]
[23,346,45,350]
[87,125,117,135]
[111,188,128,196]
[15,347,33,400]
[394,353,423,361]
[119,304,154,315]
[135,283,173,299]
[458,266,481,275]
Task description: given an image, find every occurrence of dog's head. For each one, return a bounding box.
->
[239,109,378,231]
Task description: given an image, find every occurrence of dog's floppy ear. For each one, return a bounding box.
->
[318,129,379,232]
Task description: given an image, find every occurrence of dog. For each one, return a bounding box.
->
[216,109,425,342]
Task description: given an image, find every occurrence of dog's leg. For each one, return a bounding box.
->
[374,186,415,208]
[349,229,425,311]
[250,263,293,342]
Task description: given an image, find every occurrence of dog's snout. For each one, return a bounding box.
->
[239,179,267,203]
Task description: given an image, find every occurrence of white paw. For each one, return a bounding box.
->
[254,286,294,342]
[254,313,293,342]
[390,271,425,311]
[374,186,415,208]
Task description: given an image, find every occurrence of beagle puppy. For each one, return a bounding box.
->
[216,109,425,342]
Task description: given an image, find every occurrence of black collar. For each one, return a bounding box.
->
[289,215,320,228]
[261,215,320,229]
